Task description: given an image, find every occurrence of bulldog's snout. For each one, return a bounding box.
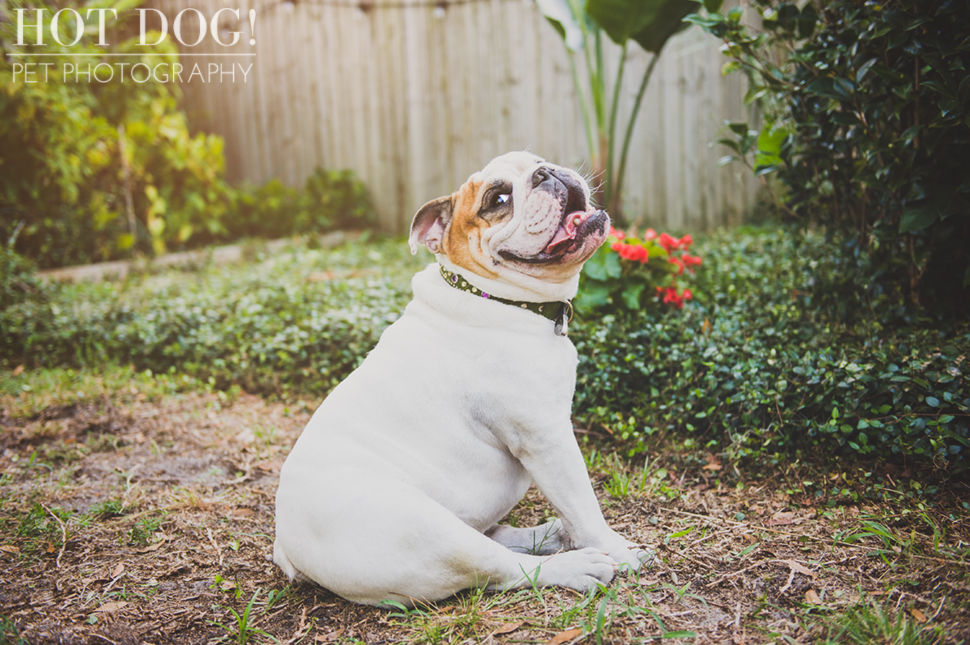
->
[531,166,586,214]
[531,166,572,190]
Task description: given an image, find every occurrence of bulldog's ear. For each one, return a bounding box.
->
[409,196,453,255]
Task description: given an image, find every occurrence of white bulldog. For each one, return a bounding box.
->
[273,151,647,606]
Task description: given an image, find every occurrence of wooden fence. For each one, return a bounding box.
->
[151,0,759,233]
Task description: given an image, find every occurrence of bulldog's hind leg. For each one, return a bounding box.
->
[274,479,614,606]
[486,519,571,555]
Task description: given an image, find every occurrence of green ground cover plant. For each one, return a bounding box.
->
[2,228,967,474]
[1,237,423,396]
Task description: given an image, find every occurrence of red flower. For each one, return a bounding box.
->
[658,286,691,309]
[681,253,702,267]
[680,234,693,249]
[661,287,681,308]
[669,256,685,275]
[658,232,680,252]
[609,226,625,241]
[614,241,648,263]
[680,252,702,274]
[644,228,657,241]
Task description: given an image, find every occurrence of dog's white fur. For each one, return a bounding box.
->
[274,152,645,606]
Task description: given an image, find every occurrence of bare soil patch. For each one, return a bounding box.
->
[0,390,967,644]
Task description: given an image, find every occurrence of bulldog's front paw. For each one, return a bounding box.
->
[608,542,655,572]
[597,533,655,573]
[537,547,616,592]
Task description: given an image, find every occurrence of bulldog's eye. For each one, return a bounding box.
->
[481,191,512,217]
[480,185,513,219]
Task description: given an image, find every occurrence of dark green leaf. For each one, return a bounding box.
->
[621,282,646,310]
[797,3,817,39]
[899,194,957,234]
[586,0,699,53]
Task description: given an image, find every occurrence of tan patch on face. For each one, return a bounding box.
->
[442,179,500,280]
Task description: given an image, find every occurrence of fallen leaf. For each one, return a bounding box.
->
[782,559,817,580]
[911,608,928,624]
[111,563,125,578]
[235,429,256,445]
[0,545,19,554]
[804,589,821,604]
[767,511,795,526]
[316,628,345,642]
[96,601,128,613]
[492,621,524,636]
[219,580,236,591]
[255,458,284,474]
[548,628,583,644]
[229,508,256,518]
[12,365,24,377]
[135,534,169,553]
[307,271,335,282]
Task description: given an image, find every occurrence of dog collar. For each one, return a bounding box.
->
[439,265,573,336]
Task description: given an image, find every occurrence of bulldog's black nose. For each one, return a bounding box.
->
[532,166,555,188]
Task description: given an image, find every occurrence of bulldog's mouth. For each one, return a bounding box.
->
[544,208,598,254]
[499,209,609,265]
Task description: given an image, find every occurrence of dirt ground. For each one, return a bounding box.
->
[0,389,967,644]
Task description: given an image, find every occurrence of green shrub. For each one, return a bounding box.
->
[0,0,375,269]
[687,0,970,315]
[227,168,376,241]
[0,246,43,311]
[572,227,969,471]
[0,0,233,267]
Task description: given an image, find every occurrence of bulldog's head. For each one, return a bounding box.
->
[409,152,610,301]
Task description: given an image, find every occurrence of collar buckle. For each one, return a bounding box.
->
[554,300,573,336]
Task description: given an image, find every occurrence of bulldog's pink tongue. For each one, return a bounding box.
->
[545,210,590,253]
